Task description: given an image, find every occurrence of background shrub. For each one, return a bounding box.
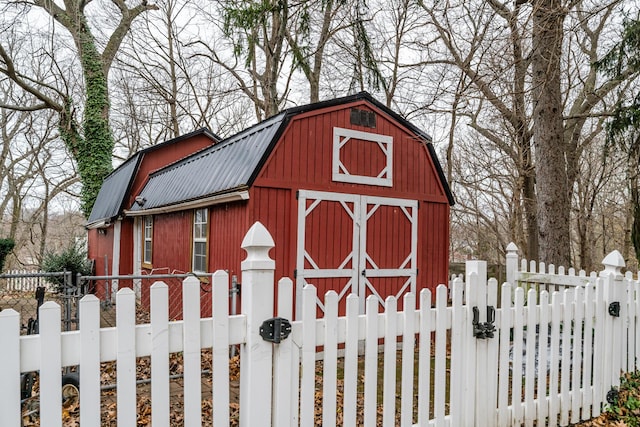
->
[41,241,93,291]
[0,238,15,272]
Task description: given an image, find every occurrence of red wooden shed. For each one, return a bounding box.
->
[91,92,454,317]
[86,128,218,299]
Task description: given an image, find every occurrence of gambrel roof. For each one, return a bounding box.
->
[127,92,455,214]
[86,128,219,227]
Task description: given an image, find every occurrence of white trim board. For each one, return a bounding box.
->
[332,127,393,187]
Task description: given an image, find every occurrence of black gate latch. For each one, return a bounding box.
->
[259,317,292,344]
[472,306,496,339]
[609,301,621,317]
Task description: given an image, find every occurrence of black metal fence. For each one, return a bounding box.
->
[0,270,241,334]
[0,271,82,334]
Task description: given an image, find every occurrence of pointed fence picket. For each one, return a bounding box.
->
[150,281,170,427]
[4,227,640,427]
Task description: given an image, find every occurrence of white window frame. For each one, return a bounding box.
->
[192,208,208,273]
[142,215,153,266]
[332,127,393,187]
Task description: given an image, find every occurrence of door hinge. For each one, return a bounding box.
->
[296,190,299,200]
[259,317,292,344]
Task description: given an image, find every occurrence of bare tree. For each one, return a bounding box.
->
[194,0,295,120]
[0,0,157,216]
[0,82,78,268]
[285,0,349,103]
[421,0,639,265]
[110,0,254,155]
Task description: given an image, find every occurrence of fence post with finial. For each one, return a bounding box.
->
[506,242,519,286]
[239,222,276,427]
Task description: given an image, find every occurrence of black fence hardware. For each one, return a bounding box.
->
[259,317,292,344]
[609,301,621,317]
[472,306,496,339]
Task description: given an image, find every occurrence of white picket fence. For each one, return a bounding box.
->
[1,270,53,292]
[0,223,639,426]
[505,242,600,293]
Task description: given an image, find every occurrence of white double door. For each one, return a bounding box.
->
[296,190,418,315]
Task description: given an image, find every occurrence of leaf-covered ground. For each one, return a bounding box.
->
[22,358,640,426]
[571,371,640,427]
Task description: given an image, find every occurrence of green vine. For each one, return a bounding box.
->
[222,0,281,66]
[605,371,640,426]
[59,17,114,218]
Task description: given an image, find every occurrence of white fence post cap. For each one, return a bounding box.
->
[506,242,518,253]
[241,221,275,270]
[600,249,625,279]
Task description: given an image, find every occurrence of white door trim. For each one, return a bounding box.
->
[296,190,418,316]
[296,190,360,317]
[359,196,418,311]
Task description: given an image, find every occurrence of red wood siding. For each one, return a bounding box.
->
[256,101,448,203]
[208,201,249,278]
[249,187,294,283]
[140,211,192,318]
[253,100,451,307]
[418,201,450,290]
[87,227,114,300]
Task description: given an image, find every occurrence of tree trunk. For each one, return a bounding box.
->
[76,26,115,216]
[532,0,570,266]
[523,169,538,261]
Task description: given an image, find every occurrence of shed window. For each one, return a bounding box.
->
[143,215,153,265]
[332,127,393,187]
[192,208,208,272]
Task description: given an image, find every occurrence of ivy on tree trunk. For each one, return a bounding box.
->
[31,0,157,217]
[58,23,115,217]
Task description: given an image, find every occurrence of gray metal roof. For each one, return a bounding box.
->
[86,128,220,226]
[86,155,140,226]
[129,113,287,211]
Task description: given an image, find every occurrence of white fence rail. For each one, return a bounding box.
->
[1,270,53,292]
[1,224,639,426]
[505,242,601,293]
